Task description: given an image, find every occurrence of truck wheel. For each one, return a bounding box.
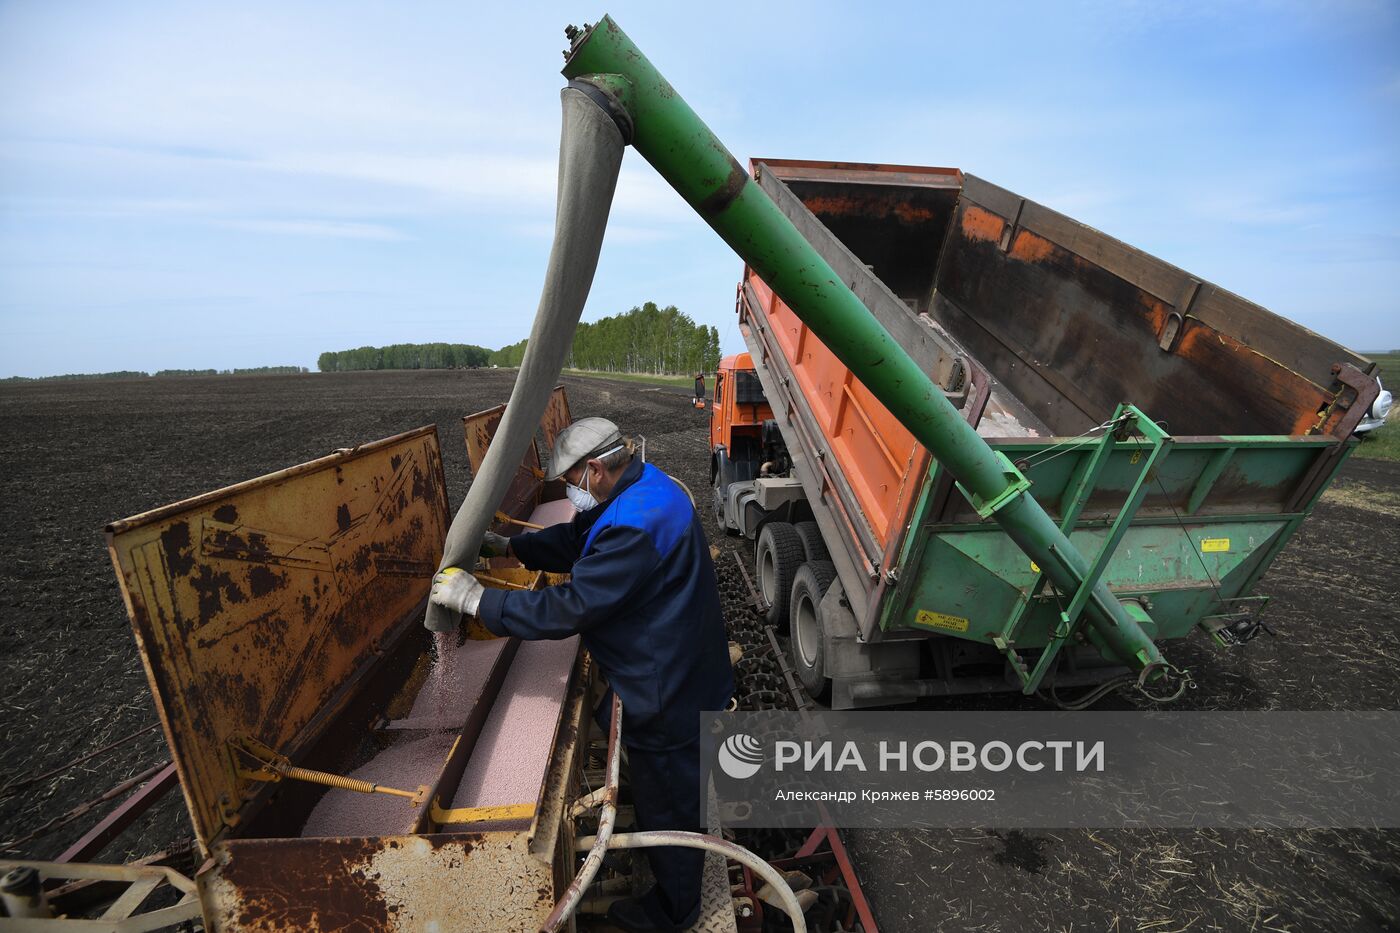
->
[713,486,736,535]
[793,521,829,563]
[790,560,837,702]
[756,522,804,628]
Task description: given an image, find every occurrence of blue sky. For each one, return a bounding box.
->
[1,1,1396,377]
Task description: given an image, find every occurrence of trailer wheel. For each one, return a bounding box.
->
[756,522,804,628]
[790,560,837,701]
[793,521,829,563]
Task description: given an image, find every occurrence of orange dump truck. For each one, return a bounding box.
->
[711,159,1381,710]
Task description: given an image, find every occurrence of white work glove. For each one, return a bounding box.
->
[480,531,511,559]
[430,568,484,617]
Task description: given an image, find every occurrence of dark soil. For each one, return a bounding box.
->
[2,370,1397,931]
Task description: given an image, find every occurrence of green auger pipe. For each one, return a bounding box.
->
[561,16,1165,679]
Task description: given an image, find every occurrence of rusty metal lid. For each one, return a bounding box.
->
[106,426,450,848]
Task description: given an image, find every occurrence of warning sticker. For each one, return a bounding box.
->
[916,610,970,633]
[1201,538,1231,553]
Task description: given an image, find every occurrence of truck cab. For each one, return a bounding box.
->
[709,352,787,537]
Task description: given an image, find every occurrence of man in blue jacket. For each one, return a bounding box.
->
[430,417,734,932]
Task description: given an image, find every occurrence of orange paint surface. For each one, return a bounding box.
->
[730,269,922,547]
[801,195,940,226]
[709,343,771,455]
[1009,230,1055,263]
[960,205,1004,243]
[1140,295,1171,334]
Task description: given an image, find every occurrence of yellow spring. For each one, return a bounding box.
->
[280,765,416,800]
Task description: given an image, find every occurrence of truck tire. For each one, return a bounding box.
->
[793,521,829,563]
[756,522,804,628]
[712,486,735,535]
[790,560,837,702]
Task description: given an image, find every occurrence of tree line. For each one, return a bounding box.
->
[316,343,493,373]
[488,303,720,374]
[2,366,307,382]
[319,303,721,377]
[156,366,309,376]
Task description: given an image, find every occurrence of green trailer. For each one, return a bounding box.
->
[559,17,1383,709]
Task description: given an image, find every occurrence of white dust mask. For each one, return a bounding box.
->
[565,444,624,511]
[566,479,598,511]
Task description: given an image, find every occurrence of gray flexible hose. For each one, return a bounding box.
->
[425,87,625,632]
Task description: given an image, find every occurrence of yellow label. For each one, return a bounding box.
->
[916,610,970,633]
[1201,538,1230,553]
[1029,560,1040,573]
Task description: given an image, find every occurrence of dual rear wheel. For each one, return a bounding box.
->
[754,520,835,701]
[789,560,835,701]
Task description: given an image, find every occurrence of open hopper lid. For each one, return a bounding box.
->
[106,426,450,848]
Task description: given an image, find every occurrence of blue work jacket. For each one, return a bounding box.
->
[478,458,734,751]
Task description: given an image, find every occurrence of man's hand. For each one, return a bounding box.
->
[481,531,511,559]
[430,568,485,617]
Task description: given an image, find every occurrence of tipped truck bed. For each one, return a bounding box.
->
[735,159,1379,708]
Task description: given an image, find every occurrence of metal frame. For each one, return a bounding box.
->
[0,860,201,931]
[55,765,180,866]
[992,404,1173,693]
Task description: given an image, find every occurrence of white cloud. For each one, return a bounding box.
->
[213,219,408,241]
[1187,192,1319,227]
[0,135,693,229]
[259,150,557,207]
[252,148,692,222]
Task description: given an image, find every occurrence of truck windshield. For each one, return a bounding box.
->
[735,370,766,406]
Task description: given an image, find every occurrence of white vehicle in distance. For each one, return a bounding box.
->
[1356,377,1392,434]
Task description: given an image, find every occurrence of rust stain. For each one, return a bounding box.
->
[801,194,939,225]
[247,566,284,599]
[892,201,940,224]
[960,205,1005,243]
[1134,293,1173,337]
[463,400,552,522]
[190,565,247,620]
[697,159,749,217]
[540,386,572,453]
[160,521,196,575]
[1009,229,1054,263]
[207,832,565,930]
[1176,323,1331,435]
[1293,405,1325,436]
[218,838,392,931]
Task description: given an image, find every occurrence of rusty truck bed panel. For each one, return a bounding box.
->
[757,158,963,306]
[934,176,1365,437]
[955,175,1364,400]
[105,426,450,848]
[756,159,1370,440]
